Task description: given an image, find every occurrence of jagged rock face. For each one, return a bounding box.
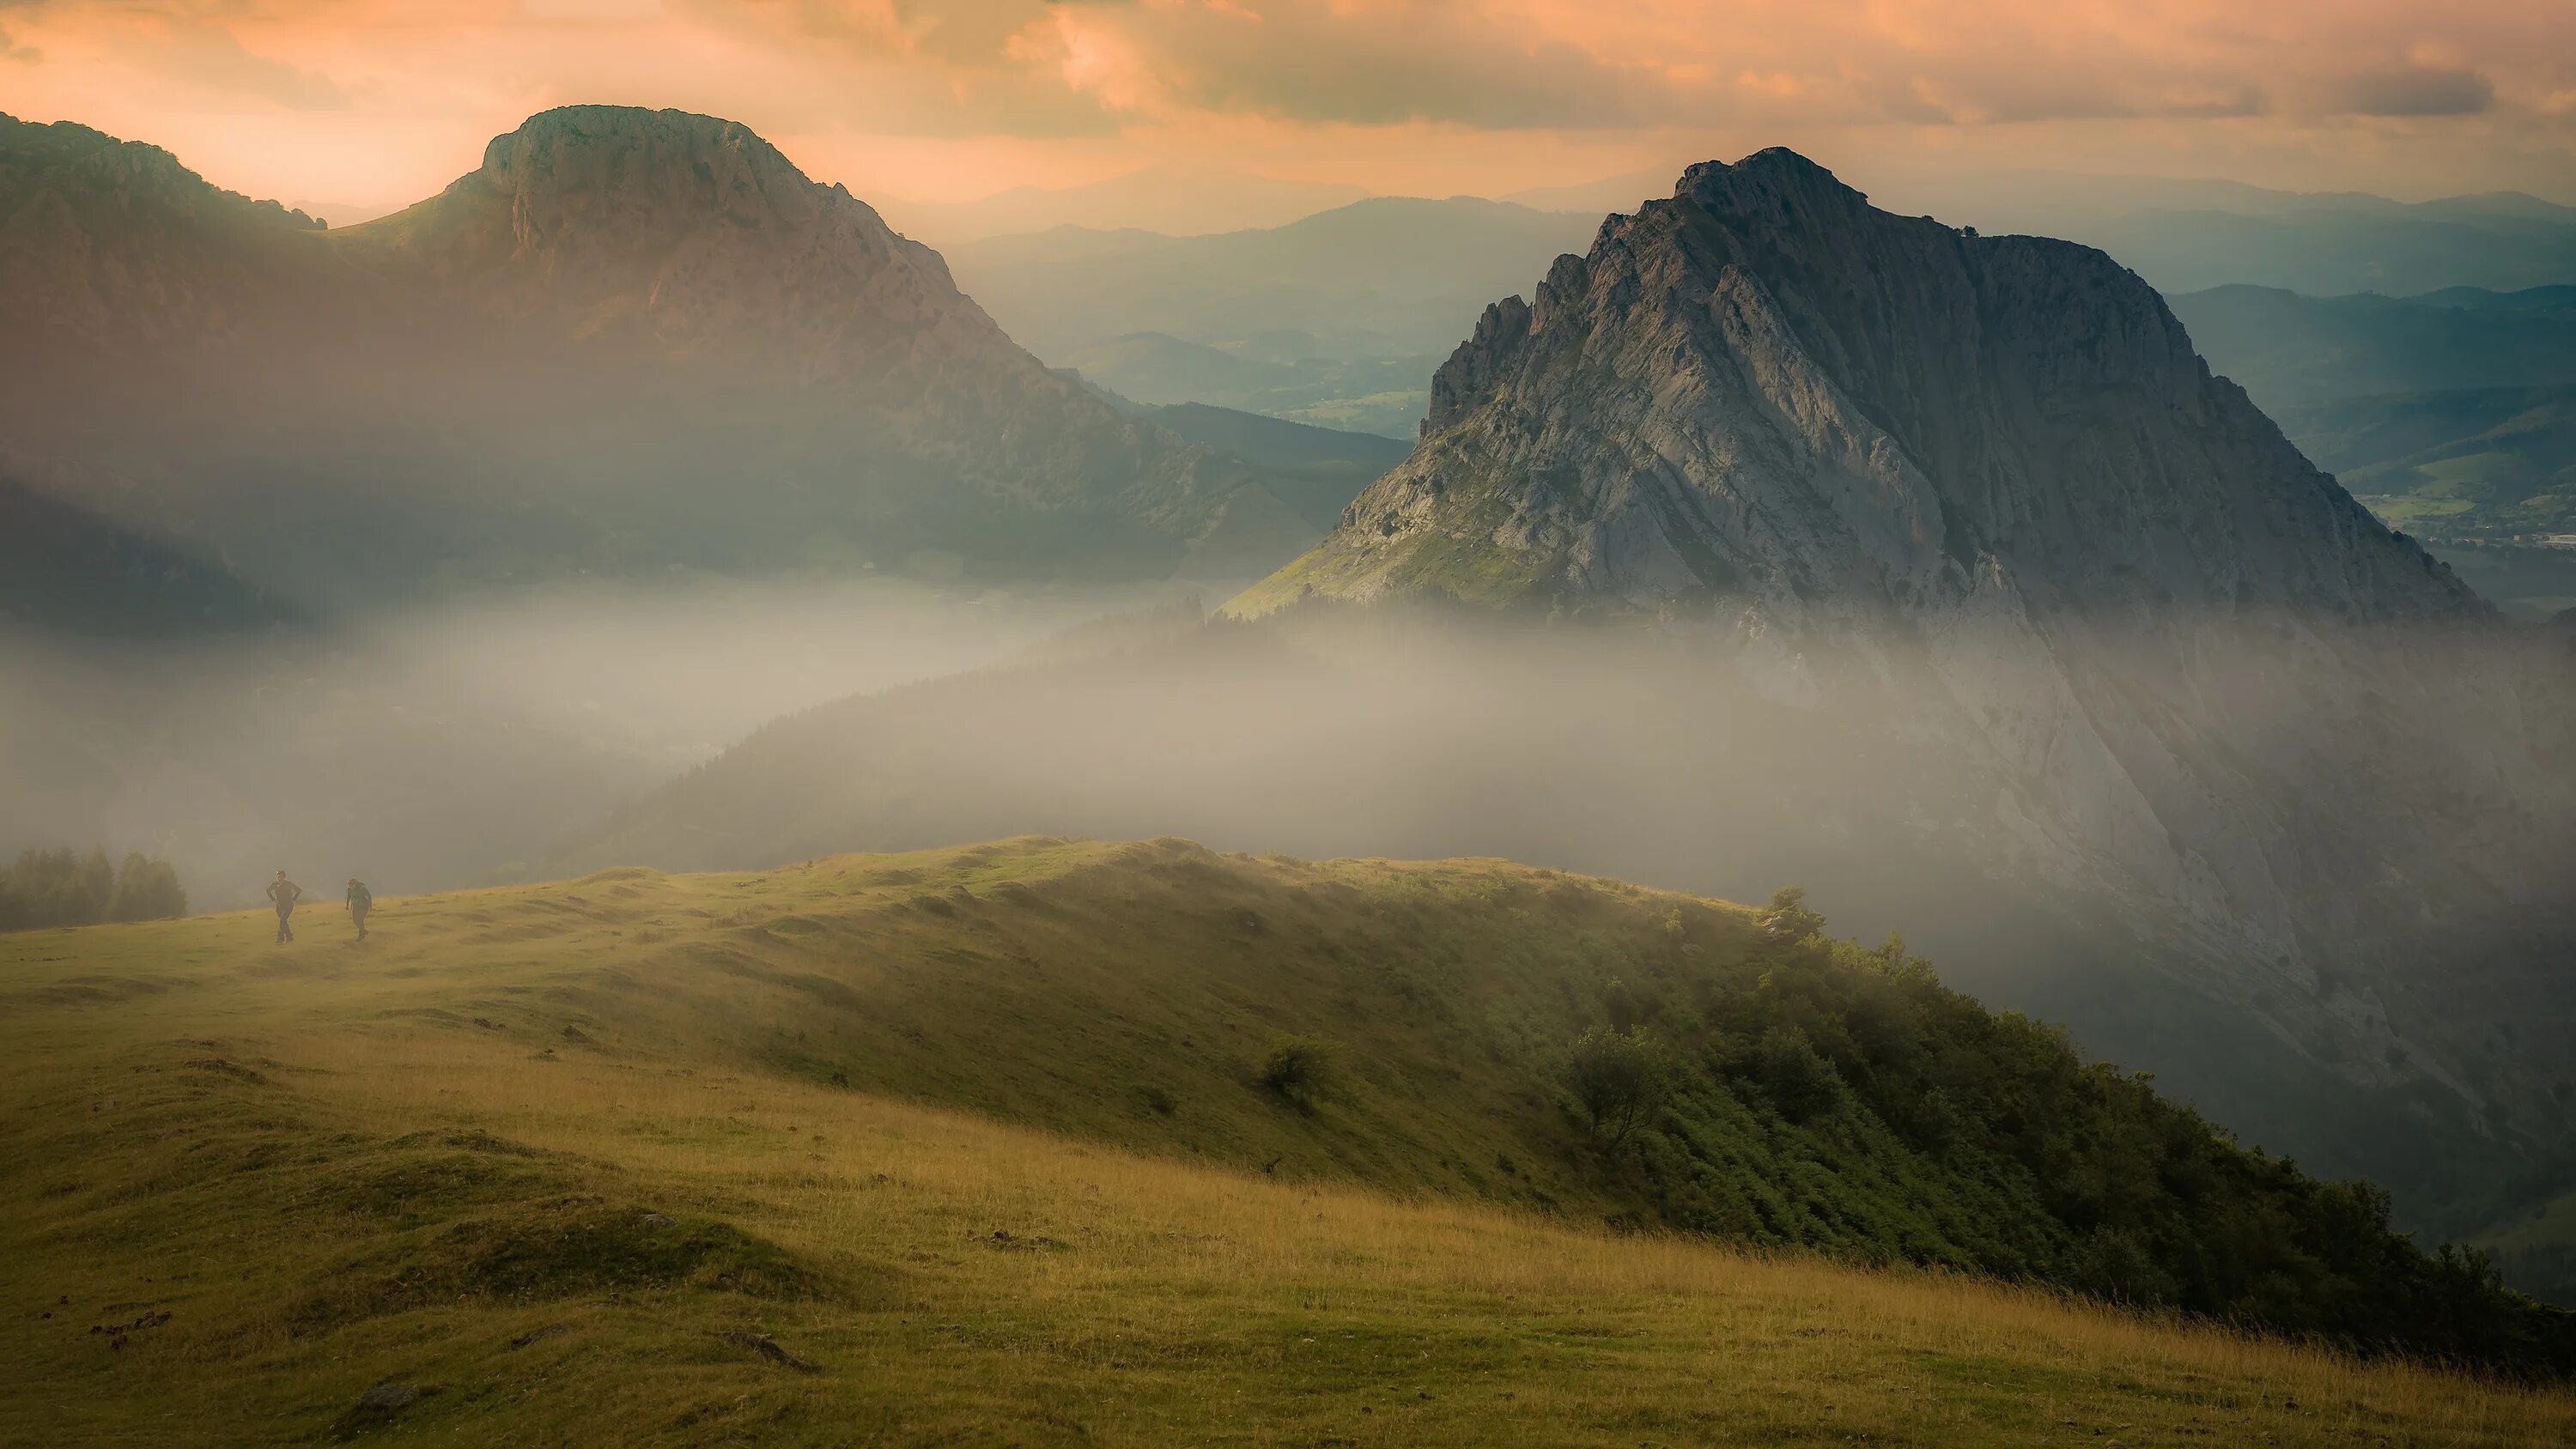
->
[1230,150,2576,1171]
[0,107,1300,591]
[1248,149,2476,624]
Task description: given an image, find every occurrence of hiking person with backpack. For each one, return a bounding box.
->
[266,870,302,943]
[346,877,373,941]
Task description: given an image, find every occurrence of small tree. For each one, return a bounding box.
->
[1257,1035,1338,1108]
[1761,885,1826,943]
[1566,1027,1668,1144]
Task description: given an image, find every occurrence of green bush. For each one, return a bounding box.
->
[1256,1036,1338,1107]
[1749,1024,1842,1123]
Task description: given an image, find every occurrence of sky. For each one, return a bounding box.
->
[3,0,2572,226]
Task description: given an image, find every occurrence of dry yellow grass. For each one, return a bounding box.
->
[3,845,2571,1445]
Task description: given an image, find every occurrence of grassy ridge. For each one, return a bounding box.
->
[3,840,2573,1443]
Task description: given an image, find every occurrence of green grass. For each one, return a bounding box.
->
[4,840,2572,1444]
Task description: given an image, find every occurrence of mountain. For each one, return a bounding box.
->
[1895,170,2576,295]
[1504,167,1674,215]
[1053,332,1432,439]
[9,838,2573,1427]
[2166,286,2576,610]
[880,164,1372,246]
[1217,150,2576,1243]
[0,474,298,637]
[1139,403,1409,530]
[2272,385,2576,536]
[948,197,1598,360]
[944,198,1599,438]
[0,108,1317,605]
[1511,165,2576,297]
[2167,286,2576,408]
[1236,151,2476,621]
[2416,284,2576,312]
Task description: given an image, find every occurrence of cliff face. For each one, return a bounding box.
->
[0,107,1300,594]
[1231,151,2576,1189]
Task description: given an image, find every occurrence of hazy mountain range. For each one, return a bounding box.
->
[0,107,1340,610]
[944,197,1600,438]
[2168,284,2576,615]
[882,165,1374,246]
[9,104,2576,1303]
[1503,165,2576,298]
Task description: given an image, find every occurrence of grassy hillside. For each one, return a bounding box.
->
[7,840,2573,1442]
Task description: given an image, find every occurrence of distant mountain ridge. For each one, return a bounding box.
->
[2169,285,2576,408]
[0,106,1318,606]
[944,197,1599,439]
[884,164,1372,246]
[2168,284,2576,610]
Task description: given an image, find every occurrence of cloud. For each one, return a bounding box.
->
[1,0,2569,211]
[2328,65,2495,118]
[144,16,348,108]
[1028,0,1686,130]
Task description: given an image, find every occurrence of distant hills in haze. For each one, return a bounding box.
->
[881,165,1372,246]
[2169,284,2576,615]
[0,106,1344,610]
[1496,165,2576,298]
[945,197,1600,439]
[1912,171,2576,296]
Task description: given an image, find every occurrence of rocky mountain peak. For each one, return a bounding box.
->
[1674,146,1872,226]
[357,105,984,379]
[469,105,852,252]
[1245,147,2479,626]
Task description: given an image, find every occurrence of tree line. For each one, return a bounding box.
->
[1550,887,2576,1380]
[0,846,187,931]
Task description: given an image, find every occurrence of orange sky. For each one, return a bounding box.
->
[3,1,2571,221]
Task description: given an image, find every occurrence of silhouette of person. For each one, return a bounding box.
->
[345,877,373,942]
[266,870,302,943]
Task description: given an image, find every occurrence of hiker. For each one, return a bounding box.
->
[345,877,373,941]
[266,870,302,943]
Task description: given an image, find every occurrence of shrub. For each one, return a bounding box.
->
[1751,1024,1842,1123]
[1256,1036,1338,1107]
